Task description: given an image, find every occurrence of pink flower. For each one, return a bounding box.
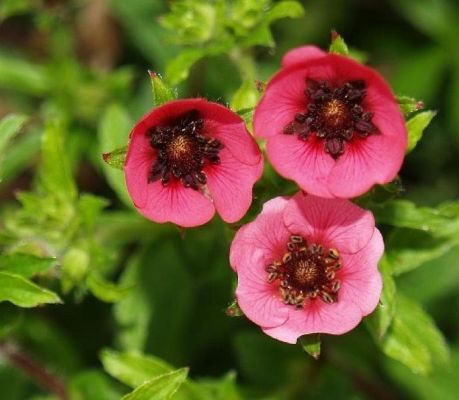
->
[253,45,407,198]
[230,193,383,344]
[124,99,263,227]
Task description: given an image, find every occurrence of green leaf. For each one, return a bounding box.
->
[0,0,34,20]
[101,349,173,388]
[39,119,77,200]
[70,370,121,400]
[98,104,132,206]
[149,71,176,107]
[102,146,127,171]
[121,368,188,400]
[300,334,321,359]
[230,79,260,113]
[0,114,28,180]
[165,48,209,85]
[329,31,349,55]
[381,294,449,375]
[87,273,132,303]
[366,257,396,338]
[396,95,424,115]
[406,110,436,153]
[265,1,305,23]
[385,228,459,276]
[78,194,109,228]
[371,199,455,233]
[0,254,56,278]
[0,271,61,307]
[0,53,48,95]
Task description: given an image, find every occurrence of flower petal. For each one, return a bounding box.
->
[253,68,308,139]
[205,148,263,223]
[137,180,215,227]
[284,193,375,254]
[281,45,327,69]
[262,296,362,343]
[229,197,290,272]
[338,229,384,315]
[328,133,405,198]
[124,130,155,209]
[236,270,290,329]
[201,103,262,166]
[266,135,335,198]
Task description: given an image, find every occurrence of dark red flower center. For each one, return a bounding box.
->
[147,110,224,190]
[266,235,341,308]
[283,79,379,159]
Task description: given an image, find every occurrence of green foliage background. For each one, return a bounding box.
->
[0,0,458,399]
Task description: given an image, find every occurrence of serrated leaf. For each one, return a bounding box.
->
[300,334,321,359]
[0,271,61,307]
[265,1,305,23]
[98,104,132,206]
[121,368,188,400]
[329,31,349,55]
[406,110,436,153]
[39,119,77,200]
[149,71,176,107]
[366,257,396,338]
[396,95,424,115]
[87,273,132,303]
[102,147,127,170]
[165,48,209,85]
[78,194,109,228]
[381,294,449,375]
[0,254,56,278]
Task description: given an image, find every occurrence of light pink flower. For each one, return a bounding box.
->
[253,45,407,198]
[230,193,383,344]
[125,99,263,227]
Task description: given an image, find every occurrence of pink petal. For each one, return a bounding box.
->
[205,148,263,223]
[338,229,384,316]
[266,134,335,198]
[253,68,308,139]
[253,62,335,139]
[284,193,375,254]
[236,270,290,329]
[263,227,384,343]
[229,197,291,272]
[124,130,155,209]
[262,296,362,343]
[200,104,262,166]
[328,133,405,198]
[281,45,327,69]
[136,180,215,227]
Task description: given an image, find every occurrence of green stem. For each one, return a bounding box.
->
[229,48,257,80]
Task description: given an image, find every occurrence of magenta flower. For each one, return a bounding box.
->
[124,99,263,227]
[253,45,407,198]
[230,193,383,344]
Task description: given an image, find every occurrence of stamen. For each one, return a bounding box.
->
[265,235,342,308]
[147,110,224,190]
[283,79,379,159]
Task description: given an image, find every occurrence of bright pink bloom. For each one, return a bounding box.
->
[230,193,383,344]
[125,99,263,227]
[253,45,407,198]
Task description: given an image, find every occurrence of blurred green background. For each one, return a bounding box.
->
[0,0,459,399]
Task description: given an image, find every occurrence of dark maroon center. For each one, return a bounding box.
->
[266,235,342,308]
[147,110,223,190]
[283,79,379,159]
